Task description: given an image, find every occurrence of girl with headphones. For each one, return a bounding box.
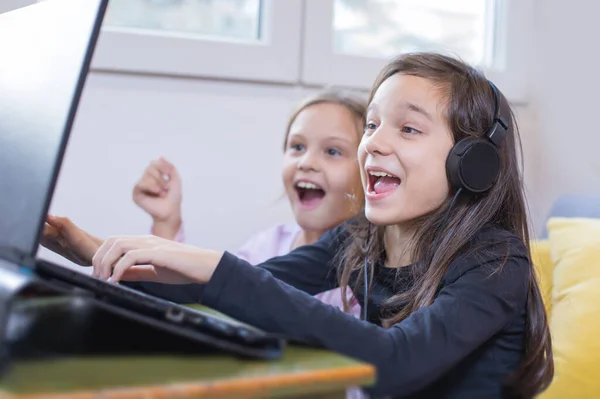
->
[52,53,554,398]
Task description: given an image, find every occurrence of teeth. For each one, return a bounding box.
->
[296,181,321,190]
[369,170,395,178]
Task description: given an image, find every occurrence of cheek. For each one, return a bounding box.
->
[357,142,368,182]
[357,139,368,161]
[281,157,296,186]
[327,162,362,194]
[409,151,450,206]
[427,171,450,205]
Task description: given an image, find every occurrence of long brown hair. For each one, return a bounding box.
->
[337,53,553,397]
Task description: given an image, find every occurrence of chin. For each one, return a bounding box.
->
[293,210,327,231]
[364,206,400,226]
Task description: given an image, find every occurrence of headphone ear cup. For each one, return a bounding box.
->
[446,138,501,194]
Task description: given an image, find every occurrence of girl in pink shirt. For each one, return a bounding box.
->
[132,89,367,317]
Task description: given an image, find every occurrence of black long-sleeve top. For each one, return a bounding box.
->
[128,223,529,398]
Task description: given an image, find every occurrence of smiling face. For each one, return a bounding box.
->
[359,73,455,226]
[283,102,364,232]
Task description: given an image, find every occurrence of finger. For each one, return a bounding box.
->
[92,236,118,278]
[149,162,170,190]
[156,157,174,177]
[40,222,65,249]
[159,157,174,169]
[49,217,86,249]
[42,223,59,239]
[152,159,171,182]
[147,163,167,184]
[117,264,191,284]
[118,265,160,282]
[40,223,77,262]
[98,238,136,280]
[39,224,61,251]
[161,158,181,184]
[136,176,163,196]
[98,236,159,280]
[46,215,68,229]
[111,249,158,283]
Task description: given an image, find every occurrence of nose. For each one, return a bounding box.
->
[298,150,320,172]
[364,125,394,156]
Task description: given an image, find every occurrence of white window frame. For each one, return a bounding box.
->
[90,0,303,84]
[300,0,534,104]
[0,0,36,14]
[4,0,532,103]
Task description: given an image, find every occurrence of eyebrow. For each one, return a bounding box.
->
[367,102,434,122]
[288,133,354,145]
[324,136,354,145]
[404,102,434,122]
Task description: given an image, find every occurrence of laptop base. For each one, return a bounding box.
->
[0,260,61,376]
[34,260,285,360]
[6,295,233,360]
[0,260,284,378]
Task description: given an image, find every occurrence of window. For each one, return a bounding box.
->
[14,0,531,102]
[332,0,493,67]
[302,0,533,103]
[103,0,262,42]
[91,0,303,84]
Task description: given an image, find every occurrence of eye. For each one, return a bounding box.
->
[401,126,421,135]
[365,122,378,132]
[326,148,341,156]
[289,143,305,152]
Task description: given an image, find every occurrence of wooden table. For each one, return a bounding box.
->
[0,299,375,398]
[0,346,374,399]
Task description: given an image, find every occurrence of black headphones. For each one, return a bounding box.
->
[361,81,509,322]
[445,81,509,194]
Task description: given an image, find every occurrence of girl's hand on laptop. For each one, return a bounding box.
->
[92,235,222,284]
[40,215,102,266]
[133,157,183,240]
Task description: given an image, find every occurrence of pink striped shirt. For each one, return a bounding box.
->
[167,223,361,318]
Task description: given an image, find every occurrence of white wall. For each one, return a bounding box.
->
[38,72,323,268]
[38,69,540,270]
[515,105,543,235]
[531,0,600,231]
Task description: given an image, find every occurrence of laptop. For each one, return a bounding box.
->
[0,0,284,360]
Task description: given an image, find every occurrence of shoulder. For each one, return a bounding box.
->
[443,224,529,285]
[235,223,301,264]
[467,224,527,257]
[257,223,300,239]
[317,219,356,251]
[243,223,299,244]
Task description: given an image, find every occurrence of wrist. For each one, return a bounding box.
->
[193,249,223,283]
[152,215,182,240]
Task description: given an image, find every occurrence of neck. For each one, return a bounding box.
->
[292,229,324,250]
[383,224,414,268]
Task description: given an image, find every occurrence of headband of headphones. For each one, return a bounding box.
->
[485,81,509,147]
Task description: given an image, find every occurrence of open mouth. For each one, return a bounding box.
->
[295,181,326,209]
[367,170,401,196]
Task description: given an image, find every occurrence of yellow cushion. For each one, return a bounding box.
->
[538,217,600,399]
[531,239,553,315]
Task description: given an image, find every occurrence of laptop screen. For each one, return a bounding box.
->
[0,0,107,262]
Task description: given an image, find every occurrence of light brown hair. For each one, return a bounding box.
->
[282,88,367,150]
